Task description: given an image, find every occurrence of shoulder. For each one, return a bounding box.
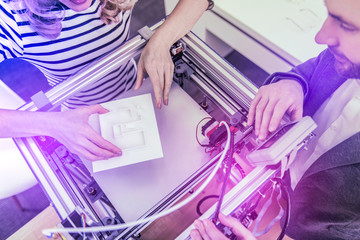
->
[0,0,16,19]
[0,0,27,24]
[0,0,23,35]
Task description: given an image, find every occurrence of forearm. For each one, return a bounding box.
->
[153,0,208,48]
[0,109,57,138]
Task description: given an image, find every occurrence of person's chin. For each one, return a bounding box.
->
[334,61,360,78]
[71,4,92,11]
[63,0,92,11]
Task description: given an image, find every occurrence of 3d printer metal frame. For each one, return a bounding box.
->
[11,20,304,240]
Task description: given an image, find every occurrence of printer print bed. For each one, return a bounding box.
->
[82,79,214,223]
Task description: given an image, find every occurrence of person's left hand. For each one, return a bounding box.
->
[49,105,123,161]
[134,34,174,109]
[190,213,257,240]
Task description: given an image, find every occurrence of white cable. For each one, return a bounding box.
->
[42,121,232,236]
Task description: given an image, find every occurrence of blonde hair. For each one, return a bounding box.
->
[18,0,137,39]
[100,0,137,24]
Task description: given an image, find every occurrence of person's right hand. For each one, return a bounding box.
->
[134,33,174,109]
[49,105,122,161]
[247,80,304,140]
[190,213,257,240]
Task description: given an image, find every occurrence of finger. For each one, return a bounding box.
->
[258,98,278,140]
[66,144,103,162]
[81,137,121,159]
[203,219,228,240]
[219,213,255,240]
[89,104,109,115]
[190,229,203,240]
[219,213,241,227]
[54,136,101,161]
[75,105,108,117]
[87,129,122,155]
[268,101,290,132]
[194,220,211,240]
[289,106,303,121]
[134,60,145,90]
[148,67,163,109]
[247,94,261,127]
[155,66,165,108]
[163,61,174,106]
[58,132,119,161]
[254,97,269,137]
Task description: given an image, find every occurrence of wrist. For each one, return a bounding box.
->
[150,27,176,49]
[279,79,304,94]
[37,111,61,137]
[264,72,309,99]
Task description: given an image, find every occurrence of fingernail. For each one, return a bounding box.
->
[157,102,162,109]
[203,219,211,227]
[259,134,265,140]
[117,151,122,156]
[164,99,168,106]
[269,125,276,132]
[194,220,200,228]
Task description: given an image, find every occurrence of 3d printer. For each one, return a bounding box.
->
[13,21,316,240]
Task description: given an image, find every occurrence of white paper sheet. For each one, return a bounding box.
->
[92,93,163,172]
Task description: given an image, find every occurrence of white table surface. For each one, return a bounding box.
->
[213,0,328,65]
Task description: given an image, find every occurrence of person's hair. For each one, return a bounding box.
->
[15,0,137,39]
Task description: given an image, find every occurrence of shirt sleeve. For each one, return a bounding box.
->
[0,0,24,62]
[264,71,309,99]
[263,50,330,101]
[288,50,329,87]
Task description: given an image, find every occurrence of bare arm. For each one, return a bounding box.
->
[134,0,209,108]
[0,105,122,161]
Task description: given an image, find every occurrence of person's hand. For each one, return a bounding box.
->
[247,80,304,140]
[190,213,257,240]
[134,34,174,109]
[49,105,122,161]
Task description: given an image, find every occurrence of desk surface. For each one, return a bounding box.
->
[213,0,327,65]
[8,206,61,240]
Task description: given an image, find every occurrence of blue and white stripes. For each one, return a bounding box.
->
[0,0,136,108]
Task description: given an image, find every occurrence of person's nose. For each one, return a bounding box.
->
[315,17,338,47]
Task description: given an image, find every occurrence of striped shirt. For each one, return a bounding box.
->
[0,0,136,109]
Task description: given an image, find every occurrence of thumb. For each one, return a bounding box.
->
[88,104,109,115]
[290,107,303,121]
[218,213,235,226]
[219,213,255,240]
